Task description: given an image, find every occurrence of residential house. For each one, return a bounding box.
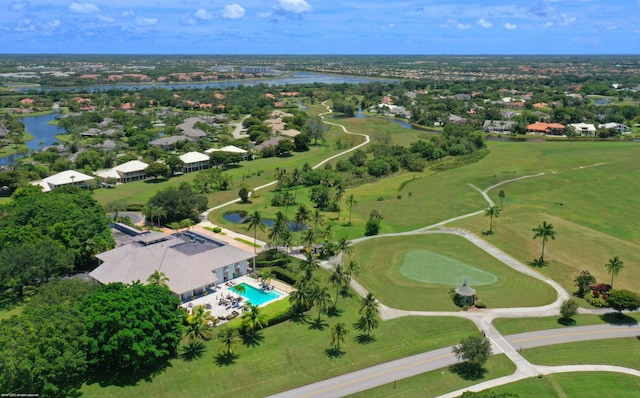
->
[149,135,191,150]
[569,123,597,136]
[448,114,467,124]
[96,160,148,183]
[177,117,207,139]
[527,122,566,135]
[31,170,95,192]
[179,151,210,173]
[598,122,631,134]
[205,145,248,158]
[90,226,255,300]
[482,120,517,134]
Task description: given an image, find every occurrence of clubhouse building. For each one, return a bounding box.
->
[90,224,255,300]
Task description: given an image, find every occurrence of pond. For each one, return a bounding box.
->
[0,112,67,166]
[223,211,307,232]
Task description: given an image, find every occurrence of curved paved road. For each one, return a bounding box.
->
[267,324,640,398]
[197,106,638,397]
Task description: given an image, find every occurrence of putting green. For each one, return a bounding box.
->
[399,250,498,286]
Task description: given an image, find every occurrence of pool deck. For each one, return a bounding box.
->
[180,275,289,323]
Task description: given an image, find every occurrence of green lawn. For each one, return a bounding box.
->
[81,305,477,397]
[352,234,556,311]
[520,338,640,370]
[493,313,640,335]
[347,354,516,398]
[492,372,640,398]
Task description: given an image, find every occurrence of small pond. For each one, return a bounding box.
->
[223,212,307,232]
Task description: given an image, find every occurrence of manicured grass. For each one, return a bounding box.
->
[348,354,516,398]
[353,234,556,311]
[81,304,477,397]
[234,237,259,247]
[400,250,498,285]
[493,372,640,398]
[520,338,640,370]
[493,313,640,335]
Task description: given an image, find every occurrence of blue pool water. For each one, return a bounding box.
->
[231,282,283,306]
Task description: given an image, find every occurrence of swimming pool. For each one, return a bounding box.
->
[231,282,283,306]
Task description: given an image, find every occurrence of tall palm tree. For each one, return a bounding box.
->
[334,184,345,219]
[311,209,325,229]
[267,211,288,253]
[246,210,266,272]
[299,251,320,274]
[282,191,295,217]
[184,305,216,342]
[356,293,380,337]
[328,264,349,307]
[303,228,317,249]
[604,256,624,288]
[294,204,311,239]
[484,206,500,234]
[532,221,556,262]
[290,168,305,203]
[241,304,267,335]
[147,270,170,288]
[217,328,240,356]
[328,322,349,351]
[311,285,332,323]
[346,194,358,225]
[498,190,506,209]
[290,277,318,314]
[345,260,360,286]
[274,168,289,191]
[260,268,274,288]
[335,237,353,267]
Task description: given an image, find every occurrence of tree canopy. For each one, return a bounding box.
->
[147,182,208,223]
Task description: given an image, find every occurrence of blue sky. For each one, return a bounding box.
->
[2,0,640,54]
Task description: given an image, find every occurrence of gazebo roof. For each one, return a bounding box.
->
[455,278,476,297]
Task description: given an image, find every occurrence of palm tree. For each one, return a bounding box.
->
[274,168,289,191]
[246,210,266,272]
[241,304,267,335]
[147,270,170,288]
[260,268,274,288]
[290,168,305,203]
[335,237,353,267]
[532,221,556,263]
[282,191,295,217]
[345,260,360,286]
[334,184,345,219]
[328,264,349,307]
[346,194,358,225]
[289,277,318,314]
[498,190,506,209]
[356,293,380,337]
[299,251,320,274]
[328,322,349,351]
[267,211,288,253]
[294,204,311,239]
[311,285,332,323]
[484,206,500,234]
[311,209,325,229]
[144,204,166,227]
[604,256,624,288]
[217,328,241,356]
[184,305,216,342]
[303,228,317,249]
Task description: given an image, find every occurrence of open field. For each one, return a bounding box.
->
[492,372,640,398]
[520,337,640,370]
[81,301,476,397]
[352,234,556,310]
[493,313,640,335]
[348,354,516,398]
[448,142,640,294]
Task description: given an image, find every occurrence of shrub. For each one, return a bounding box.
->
[584,290,609,307]
[376,196,385,201]
[212,227,222,233]
[126,203,145,211]
[591,283,612,298]
[364,219,380,236]
[397,195,402,200]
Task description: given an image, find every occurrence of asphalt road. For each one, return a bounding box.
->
[267,324,640,398]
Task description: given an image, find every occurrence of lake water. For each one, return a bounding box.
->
[17,72,396,93]
[0,112,67,166]
[223,212,307,232]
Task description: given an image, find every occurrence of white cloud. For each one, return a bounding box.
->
[41,19,61,29]
[120,10,135,17]
[259,11,272,18]
[559,14,576,27]
[10,1,29,11]
[382,23,395,30]
[222,4,246,20]
[543,21,553,28]
[194,8,213,20]
[97,14,115,23]
[69,2,100,14]
[504,22,517,30]
[442,19,471,30]
[477,18,492,28]
[135,16,158,26]
[275,0,312,14]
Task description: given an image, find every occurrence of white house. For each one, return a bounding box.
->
[598,122,631,134]
[570,123,597,136]
[31,170,95,192]
[96,160,148,183]
[179,151,210,173]
[90,227,255,300]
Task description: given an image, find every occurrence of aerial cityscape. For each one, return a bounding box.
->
[1,1,640,398]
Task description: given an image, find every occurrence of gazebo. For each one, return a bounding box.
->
[455,278,476,306]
